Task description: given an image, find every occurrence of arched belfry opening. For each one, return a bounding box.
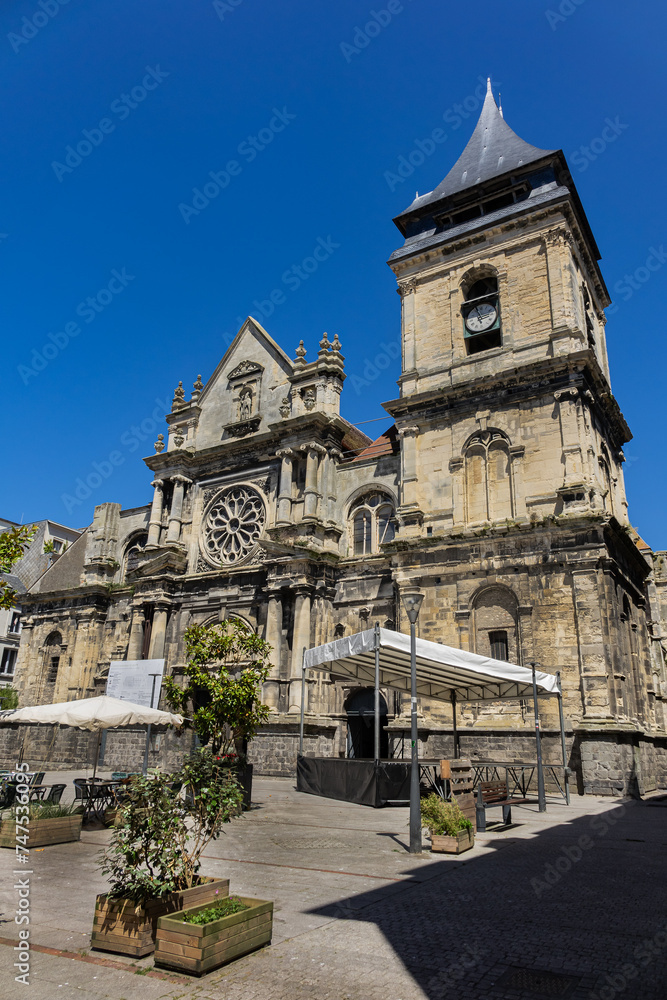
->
[345,688,388,759]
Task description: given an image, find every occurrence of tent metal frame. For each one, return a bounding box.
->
[299,626,570,809]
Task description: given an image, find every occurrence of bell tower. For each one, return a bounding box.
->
[384,79,629,536]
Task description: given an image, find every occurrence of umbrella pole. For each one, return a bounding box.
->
[531,663,546,812]
[92,730,101,783]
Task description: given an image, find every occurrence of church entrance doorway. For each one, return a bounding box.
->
[345,688,388,759]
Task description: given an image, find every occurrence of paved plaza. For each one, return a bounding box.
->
[1,773,666,999]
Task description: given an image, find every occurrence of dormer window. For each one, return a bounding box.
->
[462,276,502,355]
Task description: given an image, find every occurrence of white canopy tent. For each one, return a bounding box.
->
[299,627,568,806]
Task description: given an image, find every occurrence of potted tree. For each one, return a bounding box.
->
[92,748,243,957]
[420,794,475,854]
[163,618,272,810]
[155,893,273,975]
[0,801,83,849]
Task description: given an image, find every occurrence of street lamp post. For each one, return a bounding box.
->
[401,589,424,854]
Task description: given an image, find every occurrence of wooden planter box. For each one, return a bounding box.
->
[155,895,273,975]
[0,814,82,848]
[91,876,229,957]
[430,827,475,854]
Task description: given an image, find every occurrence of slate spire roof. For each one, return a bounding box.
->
[397,79,555,219]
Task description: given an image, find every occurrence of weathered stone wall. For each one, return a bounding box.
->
[248,717,339,777]
[577,731,667,797]
[0,724,196,774]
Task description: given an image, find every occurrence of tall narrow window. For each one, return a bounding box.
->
[489,630,509,661]
[0,648,17,677]
[353,510,372,556]
[349,492,396,556]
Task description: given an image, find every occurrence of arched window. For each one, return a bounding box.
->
[472,588,519,663]
[461,273,502,355]
[464,430,514,524]
[349,491,396,556]
[123,533,148,580]
[42,631,64,698]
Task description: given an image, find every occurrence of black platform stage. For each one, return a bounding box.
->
[296,755,411,808]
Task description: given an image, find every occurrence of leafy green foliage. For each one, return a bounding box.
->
[0,686,19,710]
[11,802,83,820]
[0,525,35,609]
[99,748,244,904]
[420,794,472,836]
[182,895,248,925]
[163,618,272,756]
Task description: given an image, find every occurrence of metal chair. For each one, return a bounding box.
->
[0,781,17,810]
[45,783,66,804]
[29,772,45,786]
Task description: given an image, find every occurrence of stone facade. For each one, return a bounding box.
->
[9,84,667,795]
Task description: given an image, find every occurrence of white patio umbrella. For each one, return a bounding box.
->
[0,694,183,730]
[0,695,183,782]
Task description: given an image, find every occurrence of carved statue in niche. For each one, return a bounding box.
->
[238,388,252,421]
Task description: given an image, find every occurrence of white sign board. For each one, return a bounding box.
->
[106,659,165,708]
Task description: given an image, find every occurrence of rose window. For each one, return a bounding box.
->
[202,486,265,565]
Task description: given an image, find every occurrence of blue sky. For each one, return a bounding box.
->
[3,0,666,547]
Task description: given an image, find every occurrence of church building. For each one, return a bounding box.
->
[12,82,667,796]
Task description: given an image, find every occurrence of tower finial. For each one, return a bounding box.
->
[498,92,503,119]
[487,76,492,95]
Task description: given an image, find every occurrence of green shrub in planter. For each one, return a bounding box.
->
[420,795,475,853]
[420,794,472,837]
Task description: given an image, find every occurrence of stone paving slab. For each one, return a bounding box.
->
[1,775,666,998]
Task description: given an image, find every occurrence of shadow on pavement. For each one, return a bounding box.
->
[308,799,667,1000]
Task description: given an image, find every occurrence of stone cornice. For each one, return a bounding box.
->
[383,353,631,449]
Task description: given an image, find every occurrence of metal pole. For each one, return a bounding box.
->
[374,622,381,762]
[142,673,160,776]
[409,619,421,853]
[557,671,570,805]
[531,663,546,812]
[299,648,306,756]
[451,690,459,760]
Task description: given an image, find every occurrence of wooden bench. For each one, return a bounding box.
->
[475,779,527,832]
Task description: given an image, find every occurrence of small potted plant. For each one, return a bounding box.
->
[92,748,243,957]
[420,794,475,854]
[0,801,83,849]
[155,892,273,975]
